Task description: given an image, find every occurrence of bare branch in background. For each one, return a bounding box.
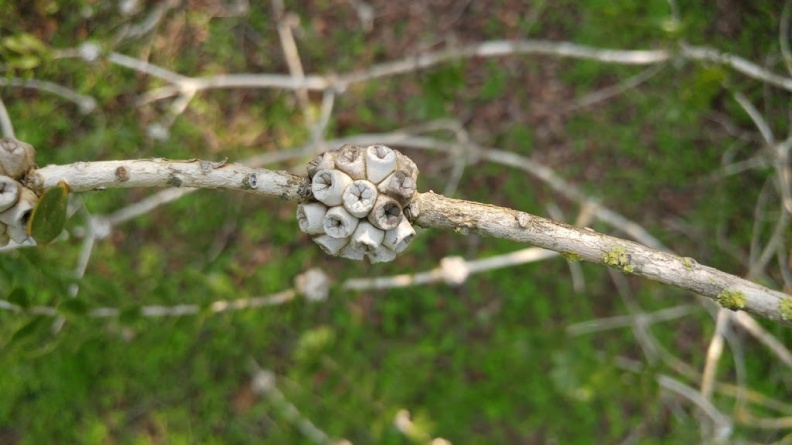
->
[0,77,97,113]
[658,374,733,441]
[0,97,15,139]
[117,39,792,108]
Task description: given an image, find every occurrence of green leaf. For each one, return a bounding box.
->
[9,55,41,70]
[9,315,50,345]
[59,298,89,318]
[6,288,30,309]
[2,33,48,54]
[27,181,70,244]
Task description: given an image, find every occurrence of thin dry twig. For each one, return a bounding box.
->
[700,309,729,400]
[563,65,664,112]
[0,97,15,139]
[250,365,341,445]
[781,0,792,77]
[565,304,695,336]
[0,77,96,113]
[732,311,792,368]
[271,0,311,122]
[343,247,558,290]
[657,374,733,440]
[121,39,792,107]
[607,268,659,362]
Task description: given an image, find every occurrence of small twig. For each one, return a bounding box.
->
[607,268,659,362]
[657,374,733,441]
[0,77,97,113]
[1,289,298,319]
[107,51,188,84]
[563,65,664,113]
[343,247,558,290]
[0,97,15,138]
[566,304,695,336]
[744,168,789,283]
[700,309,729,400]
[69,205,98,299]
[732,311,792,368]
[441,132,469,198]
[732,91,775,146]
[777,247,792,290]
[781,0,792,77]
[546,202,587,293]
[749,179,775,271]
[119,39,792,106]
[271,0,311,123]
[104,187,193,228]
[680,43,792,92]
[250,366,341,445]
[665,0,680,27]
[309,89,336,149]
[114,0,179,43]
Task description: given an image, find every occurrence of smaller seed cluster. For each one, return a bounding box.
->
[0,138,38,246]
[297,144,418,263]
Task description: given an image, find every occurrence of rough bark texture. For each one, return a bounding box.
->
[31,159,312,202]
[411,192,791,325]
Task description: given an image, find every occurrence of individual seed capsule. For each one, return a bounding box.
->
[0,138,36,180]
[0,186,37,243]
[306,152,336,179]
[383,218,416,253]
[313,234,349,255]
[338,243,366,261]
[323,205,359,239]
[377,170,416,206]
[342,180,378,218]
[367,194,403,231]
[296,202,328,235]
[396,151,419,181]
[312,169,353,206]
[367,245,398,264]
[334,144,366,180]
[365,145,397,184]
[350,221,385,253]
[0,176,20,213]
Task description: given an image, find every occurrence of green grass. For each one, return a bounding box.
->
[0,1,790,443]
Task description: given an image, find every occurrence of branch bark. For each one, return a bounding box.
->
[29,160,792,325]
[30,159,312,202]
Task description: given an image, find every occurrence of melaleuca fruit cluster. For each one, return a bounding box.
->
[297,144,418,263]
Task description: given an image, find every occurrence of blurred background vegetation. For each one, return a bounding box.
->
[1,0,791,443]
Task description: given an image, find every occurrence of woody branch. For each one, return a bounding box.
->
[29,157,792,325]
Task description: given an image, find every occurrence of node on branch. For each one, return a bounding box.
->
[297,144,418,263]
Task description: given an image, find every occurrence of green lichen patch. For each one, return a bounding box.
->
[780,298,792,321]
[682,257,696,271]
[716,289,746,311]
[602,245,633,274]
[562,252,584,263]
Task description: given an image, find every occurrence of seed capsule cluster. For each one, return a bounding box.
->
[297,144,418,263]
[0,138,38,246]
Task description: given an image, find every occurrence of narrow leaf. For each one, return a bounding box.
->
[6,288,30,309]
